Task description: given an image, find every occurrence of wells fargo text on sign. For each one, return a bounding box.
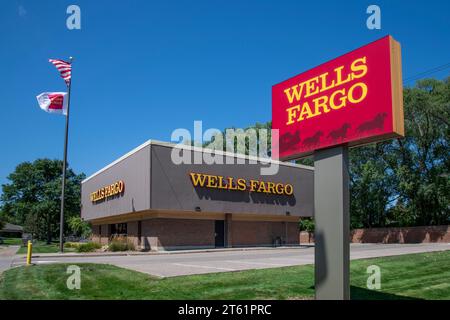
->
[90,180,125,203]
[272,35,404,160]
[189,173,294,196]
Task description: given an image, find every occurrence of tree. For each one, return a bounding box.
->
[207,77,449,228]
[349,78,449,227]
[349,142,395,228]
[68,216,91,238]
[0,159,85,243]
[385,78,450,226]
[0,213,5,230]
[299,218,315,242]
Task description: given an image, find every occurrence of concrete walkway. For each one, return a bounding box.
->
[0,246,19,274]
[9,243,450,278]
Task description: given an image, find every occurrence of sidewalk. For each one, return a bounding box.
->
[0,245,20,274]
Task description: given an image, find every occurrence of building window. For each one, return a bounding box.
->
[110,223,127,236]
[138,221,142,245]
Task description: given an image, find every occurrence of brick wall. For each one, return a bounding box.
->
[90,218,301,250]
[127,221,140,248]
[232,221,299,246]
[299,231,314,244]
[91,225,100,243]
[91,224,111,245]
[142,218,215,250]
[300,225,450,244]
[286,222,300,244]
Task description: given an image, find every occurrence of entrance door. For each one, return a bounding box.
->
[215,220,225,248]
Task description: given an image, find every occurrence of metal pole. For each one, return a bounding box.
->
[59,57,73,253]
[314,145,350,300]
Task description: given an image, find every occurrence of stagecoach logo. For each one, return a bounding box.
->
[90,180,125,203]
[189,172,294,195]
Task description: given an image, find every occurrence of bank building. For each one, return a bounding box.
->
[81,140,314,250]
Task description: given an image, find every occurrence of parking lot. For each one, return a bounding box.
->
[8,243,450,277]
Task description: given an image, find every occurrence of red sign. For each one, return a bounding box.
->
[272,35,404,160]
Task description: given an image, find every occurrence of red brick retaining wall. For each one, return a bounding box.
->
[300,225,450,244]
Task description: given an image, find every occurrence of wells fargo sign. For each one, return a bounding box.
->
[272,35,404,160]
[90,180,125,203]
[189,173,294,195]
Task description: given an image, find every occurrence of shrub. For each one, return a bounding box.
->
[76,242,101,253]
[108,236,135,252]
[64,242,81,249]
[299,218,315,233]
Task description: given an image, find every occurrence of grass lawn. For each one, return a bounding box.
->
[0,250,449,300]
[14,241,76,254]
[0,238,23,246]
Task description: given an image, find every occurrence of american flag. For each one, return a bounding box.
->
[49,59,72,86]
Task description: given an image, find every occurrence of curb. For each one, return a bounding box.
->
[16,245,313,259]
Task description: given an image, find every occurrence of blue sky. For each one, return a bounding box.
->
[0,0,449,188]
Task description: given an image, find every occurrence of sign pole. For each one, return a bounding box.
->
[59,57,73,253]
[314,145,350,300]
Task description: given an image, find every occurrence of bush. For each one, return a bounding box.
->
[299,218,315,233]
[76,242,101,253]
[108,236,135,252]
[67,216,92,238]
[64,242,81,249]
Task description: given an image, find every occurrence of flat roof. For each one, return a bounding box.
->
[82,139,314,184]
[1,223,23,232]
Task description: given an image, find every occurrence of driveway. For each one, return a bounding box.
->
[9,243,450,277]
[0,246,19,274]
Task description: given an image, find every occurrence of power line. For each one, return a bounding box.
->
[403,62,450,84]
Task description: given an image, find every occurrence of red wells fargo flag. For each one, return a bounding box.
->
[49,59,72,86]
[36,92,68,115]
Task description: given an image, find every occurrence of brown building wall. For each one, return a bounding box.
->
[141,218,215,250]
[92,221,141,248]
[91,217,300,250]
[82,141,314,222]
[299,231,314,244]
[232,221,299,247]
[99,224,110,245]
[127,221,140,248]
[299,225,450,244]
[91,225,100,243]
[286,222,300,244]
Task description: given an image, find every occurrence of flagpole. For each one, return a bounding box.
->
[59,57,73,253]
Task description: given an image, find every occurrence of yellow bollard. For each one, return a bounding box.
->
[26,240,33,266]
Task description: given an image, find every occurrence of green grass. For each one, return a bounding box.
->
[0,250,449,300]
[15,241,76,254]
[0,238,23,246]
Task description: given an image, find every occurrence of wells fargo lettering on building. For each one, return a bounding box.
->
[90,180,125,203]
[272,35,404,160]
[189,172,294,196]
